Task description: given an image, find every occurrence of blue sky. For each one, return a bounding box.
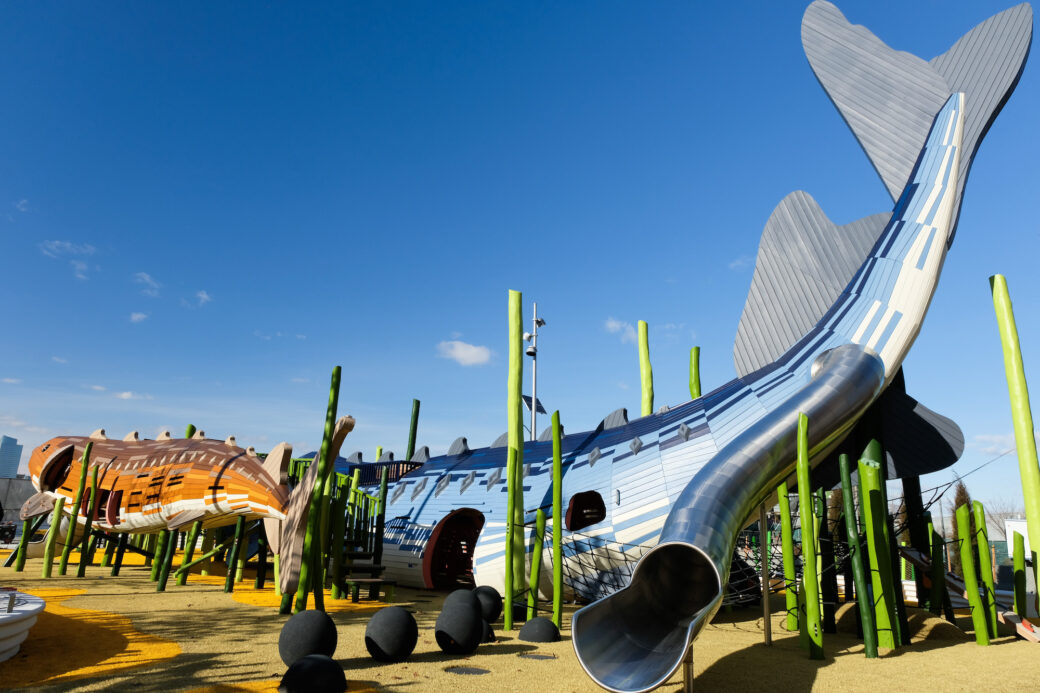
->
[1,1,1038,513]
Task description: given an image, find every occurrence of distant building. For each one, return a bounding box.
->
[0,435,23,478]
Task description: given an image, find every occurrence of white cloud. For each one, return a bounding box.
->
[728,255,754,271]
[39,240,95,258]
[1,378,21,384]
[196,290,212,305]
[0,414,49,436]
[130,312,149,323]
[15,199,29,213]
[605,317,637,344]
[70,260,89,280]
[115,391,152,400]
[296,334,306,340]
[290,377,310,384]
[970,432,1037,457]
[88,384,106,391]
[134,272,161,297]
[437,340,491,366]
[52,356,68,364]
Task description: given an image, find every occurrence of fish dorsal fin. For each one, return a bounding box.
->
[733,191,889,377]
[263,442,293,486]
[157,430,172,441]
[90,428,107,440]
[802,2,1031,244]
[191,429,205,440]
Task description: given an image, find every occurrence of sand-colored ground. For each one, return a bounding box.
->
[0,555,1036,692]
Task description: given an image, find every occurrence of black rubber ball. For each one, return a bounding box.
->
[435,602,484,655]
[279,610,338,667]
[443,588,481,612]
[519,616,561,643]
[473,585,502,622]
[365,606,418,662]
[279,654,347,693]
[511,600,528,624]
[482,619,496,643]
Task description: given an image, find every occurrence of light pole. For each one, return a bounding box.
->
[524,303,546,441]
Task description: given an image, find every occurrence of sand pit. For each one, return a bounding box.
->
[0,557,1036,692]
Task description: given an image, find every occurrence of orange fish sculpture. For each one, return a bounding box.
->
[18,418,355,593]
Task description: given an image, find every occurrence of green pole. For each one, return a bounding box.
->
[316,468,336,590]
[527,509,546,620]
[504,446,517,631]
[329,479,349,599]
[375,446,382,461]
[151,531,169,582]
[173,536,234,577]
[41,497,67,578]
[406,399,420,461]
[990,274,1040,595]
[76,464,100,577]
[143,533,157,567]
[929,527,948,618]
[956,503,990,645]
[638,320,653,416]
[176,521,203,586]
[794,412,823,659]
[235,524,248,583]
[972,501,998,638]
[255,527,268,589]
[839,454,876,658]
[689,346,701,400]
[13,519,32,572]
[200,531,214,576]
[1013,531,1027,618]
[551,410,563,629]
[110,533,129,577]
[185,424,196,439]
[507,289,526,624]
[225,517,246,593]
[778,480,798,631]
[59,442,92,575]
[294,366,342,613]
[100,533,116,567]
[858,457,897,650]
[817,488,838,635]
[156,529,178,591]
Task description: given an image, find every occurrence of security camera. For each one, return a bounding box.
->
[535,318,546,327]
[525,345,537,357]
[523,332,533,341]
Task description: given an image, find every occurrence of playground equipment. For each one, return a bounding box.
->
[566,2,1032,690]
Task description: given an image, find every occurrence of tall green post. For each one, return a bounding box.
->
[971,501,998,638]
[859,458,897,650]
[406,399,420,461]
[156,529,178,591]
[638,320,653,416]
[200,531,214,576]
[929,527,948,618]
[151,530,169,582]
[990,274,1040,594]
[294,366,342,613]
[956,503,990,645]
[176,521,203,587]
[13,519,32,572]
[59,442,92,575]
[76,464,101,577]
[1013,531,1027,618]
[225,517,246,594]
[689,346,701,400]
[778,480,798,631]
[506,289,526,628]
[330,479,349,599]
[551,410,563,629]
[527,509,546,620]
[839,455,876,658]
[41,497,66,578]
[504,447,517,631]
[795,413,823,659]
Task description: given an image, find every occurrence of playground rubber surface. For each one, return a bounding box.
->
[0,558,1035,692]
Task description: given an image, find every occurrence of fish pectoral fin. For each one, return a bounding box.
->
[20,492,55,520]
[166,509,206,531]
[876,371,964,478]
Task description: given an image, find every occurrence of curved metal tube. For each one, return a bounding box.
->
[571,344,886,692]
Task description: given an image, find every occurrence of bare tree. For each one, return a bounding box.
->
[981,497,1026,540]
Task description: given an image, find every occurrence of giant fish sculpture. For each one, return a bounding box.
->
[364,2,1032,692]
[20,417,356,594]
